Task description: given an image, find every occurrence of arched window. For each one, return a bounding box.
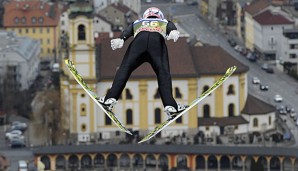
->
[203,85,211,96]
[105,115,111,125]
[126,89,133,99]
[80,103,87,116]
[203,104,210,118]
[227,84,235,95]
[154,89,160,99]
[126,109,133,125]
[228,103,234,117]
[269,116,272,125]
[155,108,161,124]
[78,24,86,40]
[253,118,258,127]
[175,87,182,99]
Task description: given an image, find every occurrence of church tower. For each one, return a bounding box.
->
[60,1,97,142]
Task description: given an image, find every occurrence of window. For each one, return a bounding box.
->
[228,103,234,117]
[154,89,160,99]
[227,84,235,95]
[203,85,211,96]
[80,104,87,116]
[32,28,35,33]
[40,28,43,33]
[19,29,22,34]
[203,104,210,118]
[47,39,50,45]
[31,17,36,24]
[105,115,112,125]
[39,17,44,24]
[78,24,86,40]
[126,89,133,99]
[81,93,85,98]
[126,109,133,125]
[81,124,86,132]
[253,118,258,127]
[176,115,182,123]
[14,17,19,24]
[290,54,297,59]
[269,116,272,125]
[175,87,182,99]
[21,17,26,24]
[155,108,161,124]
[47,28,50,33]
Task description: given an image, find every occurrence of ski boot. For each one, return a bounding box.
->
[164,103,189,120]
[98,96,117,111]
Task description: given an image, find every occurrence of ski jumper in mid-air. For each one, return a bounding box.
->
[99,7,188,119]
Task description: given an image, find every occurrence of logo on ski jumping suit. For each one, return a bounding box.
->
[133,19,168,38]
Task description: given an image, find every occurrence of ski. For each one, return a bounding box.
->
[65,59,132,135]
[138,66,237,143]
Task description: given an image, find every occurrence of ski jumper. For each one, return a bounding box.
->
[104,18,179,109]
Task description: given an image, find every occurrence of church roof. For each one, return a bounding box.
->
[242,94,276,115]
[96,37,248,80]
[198,116,249,127]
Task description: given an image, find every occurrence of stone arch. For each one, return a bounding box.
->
[195,155,205,169]
[40,155,51,170]
[55,155,66,169]
[119,153,130,168]
[133,154,144,168]
[220,155,230,169]
[258,156,267,170]
[283,157,292,171]
[107,154,117,168]
[270,156,280,170]
[94,154,105,168]
[232,156,243,169]
[145,154,156,168]
[158,154,169,170]
[68,154,79,169]
[81,154,92,169]
[176,154,188,169]
[208,155,218,169]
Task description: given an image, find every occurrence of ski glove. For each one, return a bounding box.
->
[167,30,180,42]
[111,38,124,50]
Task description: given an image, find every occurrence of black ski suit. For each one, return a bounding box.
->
[105,18,178,109]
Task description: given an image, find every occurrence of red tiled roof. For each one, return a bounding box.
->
[253,9,294,25]
[3,1,60,27]
[244,0,270,16]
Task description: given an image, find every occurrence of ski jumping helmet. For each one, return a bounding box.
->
[143,7,164,19]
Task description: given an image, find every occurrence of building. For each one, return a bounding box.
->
[33,144,298,170]
[93,0,141,14]
[280,28,298,75]
[253,9,294,61]
[97,3,139,31]
[3,0,60,59]
[0,31,40,91]
[244,0,270,50]
[61,30,280,143]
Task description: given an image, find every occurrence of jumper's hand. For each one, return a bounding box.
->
[167,30,180,42]
[111,38,124,50]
